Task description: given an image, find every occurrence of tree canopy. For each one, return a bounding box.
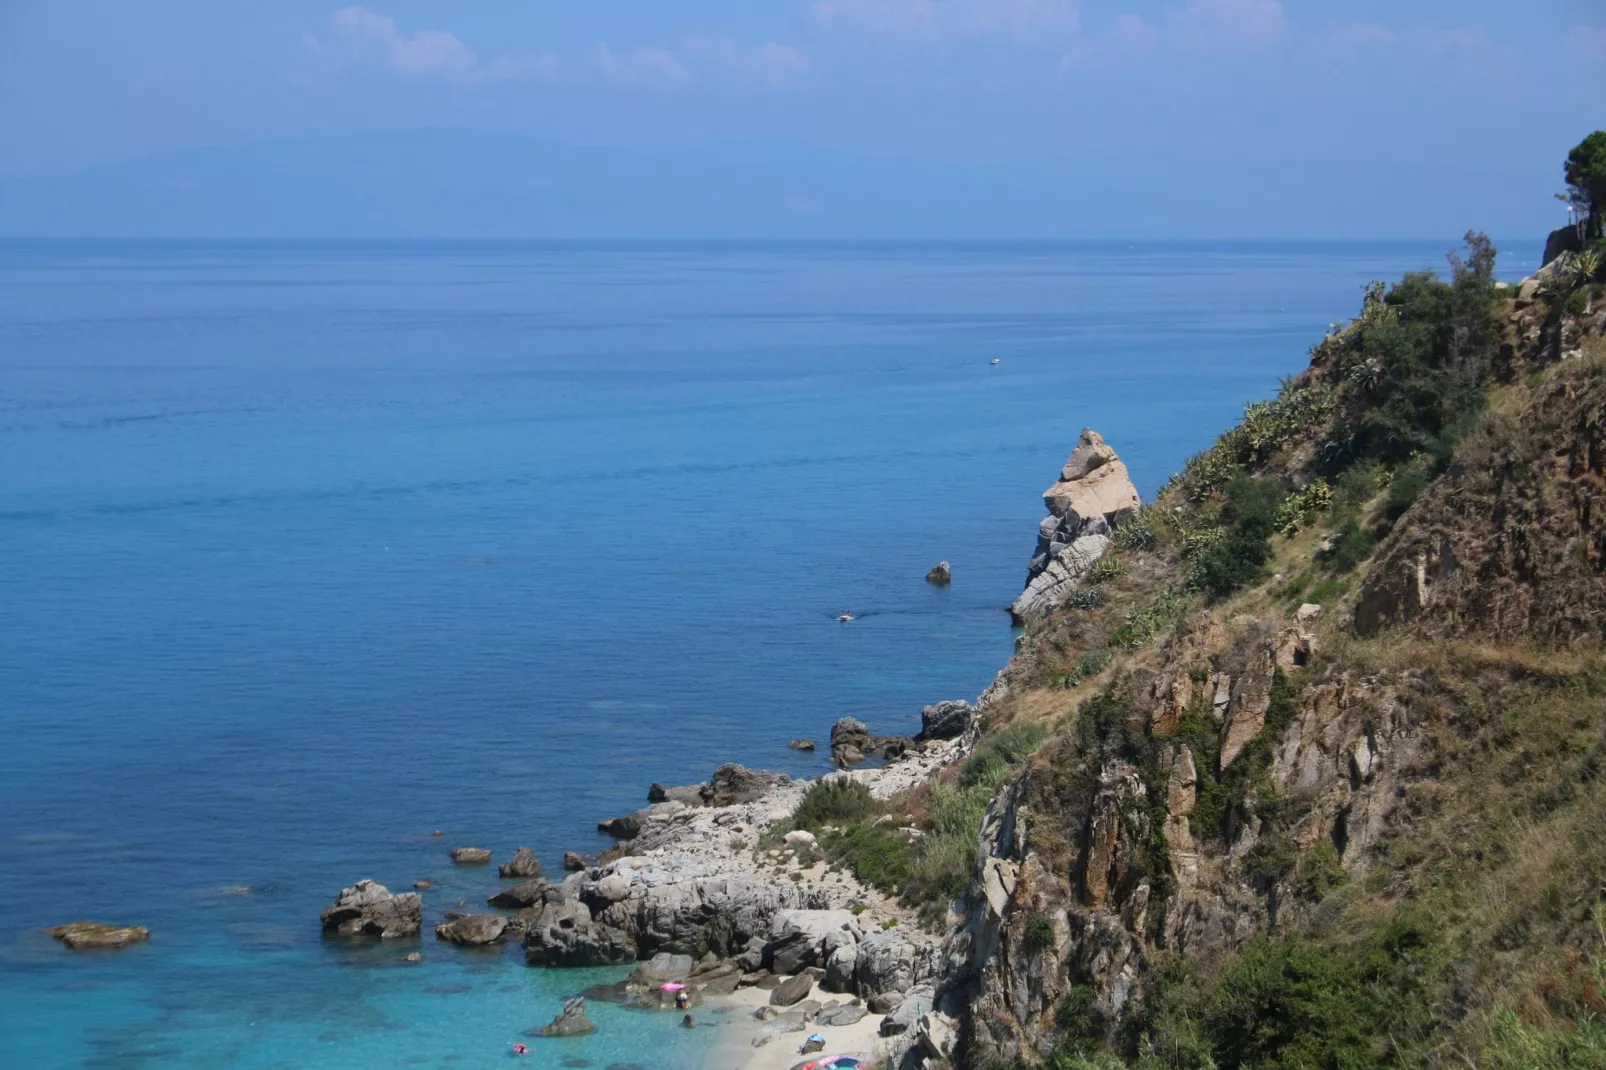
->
[1565,130,1606,238]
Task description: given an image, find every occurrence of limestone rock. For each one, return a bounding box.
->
[818,1000,868,1027]
[536,997,597,1037]
[563,852,594,872]
[925,561,951,584]
[1296,602,1323,623]
[627,951,694,986]
[851,929,938,997]
[867,991,904,1014]
[769,909,862,976]
[1221,655,1274,771]
[784,830,817,848]
[320,880,422,939]
[788,739,817,751]
[499,847,543,879]
[435,913,509,945]
[50,921,150,951]
[830,718,874,765]
[450,847,492,865]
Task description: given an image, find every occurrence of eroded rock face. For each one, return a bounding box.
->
[768,908,862,976]
[1012,429,1141,622]
[50,921,150,950]
[1355,357,1606,646]
[701,764,789,807]
[829,718,914,767]
[320,880,422,939]
[488,880,548,909]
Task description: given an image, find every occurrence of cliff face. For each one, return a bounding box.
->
[936,259,1606,1069]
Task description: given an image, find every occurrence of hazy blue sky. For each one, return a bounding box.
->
[1,1,1602,237]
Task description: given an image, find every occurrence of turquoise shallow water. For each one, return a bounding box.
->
[0,239,1540,1069]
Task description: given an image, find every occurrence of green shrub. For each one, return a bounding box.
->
[1023,911,1056,952]
[1482,1009,1606,1069]
[1063,649,1113,688]
[962,721,1049,788]
[1276,479,1333,536]
[1114,511,1159,552]
[1184,475,1288,600]
[821,821,911,894]
[1323,518,1375,573]
[790,778,876,829]
[1112,588,1186,647]
[1384,465,1432,522]
[1201,940,1376,1068]
[1089,556,1126,584]
[1066,588,1107,611]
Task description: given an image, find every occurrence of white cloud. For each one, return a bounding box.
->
[591,43,691,86]
[592,38,810,89]
[812,0,1081,43]
[1167,0,1285,49]
[305,7,558,83]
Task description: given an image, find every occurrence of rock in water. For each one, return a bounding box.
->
[320,880,422,939]
[435,913,509,945]
[537,997,598,1037]
[925,561,951,584]
[916,699,973,741]
[788,739,816,751]
[450,847,492,865]
[829,718,875,765]
[1011,428,1141,623]
[562,852,595,872]
[49,921,149,950]
[770,973,814,1007]
[648,782,706,806]
[597,814,643,839]
[487,880,547,909]
[499,847,542,879]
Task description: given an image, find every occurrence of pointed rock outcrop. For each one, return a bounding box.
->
[1012,429,1142,622]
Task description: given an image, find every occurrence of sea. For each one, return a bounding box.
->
[0,238,1540,1069]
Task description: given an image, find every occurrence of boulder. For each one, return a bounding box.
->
[627,951,694,986]
[818,1000,868,1027]
[648,782,706,806]
[824,944,858,992]
[852,930,937,997]
[783,830,817,848]
[488,880,548,909]
[450,847,492,865]
[320,880,422,939]
[788,739,817,751]
[563,852,594,872]
[925,561,951,585]
[735,935,768,972]
[916,1010,959,1060]
[49,921,149,951]
[768,909,862,976]
[917,699,973,741]
[770,973,814,1007]
[879,985,934,1036]
[867,991,904,1014]
[830,718,874,765]
[700,764,789,807]
[499,847,543,879]
[435,913,509,945]
[536,997,598,1037]
[598,814,643,840]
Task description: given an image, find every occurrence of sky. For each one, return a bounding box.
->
[0,0,1602,238]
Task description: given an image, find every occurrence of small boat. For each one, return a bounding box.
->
[990,358,1000,365]
[837,611,854,623]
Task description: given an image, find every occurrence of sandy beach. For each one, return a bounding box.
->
[701,984,900,1070]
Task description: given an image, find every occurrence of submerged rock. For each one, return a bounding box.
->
[49,921,150,951]
[536,997,598,1037]
[499,847,542,879]
[320,880,422,939]
[435,913,509,946]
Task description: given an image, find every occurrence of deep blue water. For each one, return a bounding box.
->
[0,239,1541,1069]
